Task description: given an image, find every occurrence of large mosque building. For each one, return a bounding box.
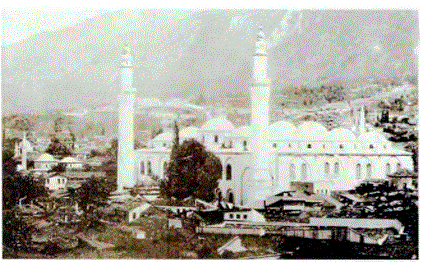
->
[117,28,413,206]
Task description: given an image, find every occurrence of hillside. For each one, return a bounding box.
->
[2,9,419,115]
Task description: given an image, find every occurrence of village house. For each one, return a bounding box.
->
[34,153,59,171]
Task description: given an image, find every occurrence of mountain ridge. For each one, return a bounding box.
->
[2,9,418,115]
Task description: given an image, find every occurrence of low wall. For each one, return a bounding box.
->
[197,226,265,236]
[309,218,403,232]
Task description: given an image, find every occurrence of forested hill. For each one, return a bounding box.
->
[2,9,418,115]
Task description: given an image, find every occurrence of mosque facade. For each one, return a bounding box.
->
[118,28,413,206]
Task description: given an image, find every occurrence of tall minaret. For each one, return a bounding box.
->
[117,44,136,191]
[22,131,28,171]
[250,27,272,204]
[359,105,366,135]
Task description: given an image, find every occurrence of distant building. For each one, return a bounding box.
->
[34,153,59,171]
[60,157,83,170]
[45,174,68,191]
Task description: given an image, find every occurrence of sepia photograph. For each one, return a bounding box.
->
[1,6,419,259]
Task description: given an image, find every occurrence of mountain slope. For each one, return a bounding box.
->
[2,9,418,114]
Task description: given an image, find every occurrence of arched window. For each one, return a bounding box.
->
[369,144,374,149]
[334,162,340,177]
[356,164,361,180]
[140,162,145,174]
[214,135,218,143]
[301,163,307,181]
[367,164,372,179]
[243,140,248,151]
[147,161,152,175]
[289,164,296,181]
[385,163,391,175]
[307,144,312,149]
[226,164,232,180]
[324,162,330,178]
[396,163,401,171]
[273,143,277,148]
[227,191,234,204]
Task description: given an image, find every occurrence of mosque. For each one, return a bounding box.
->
[117,28,413,206]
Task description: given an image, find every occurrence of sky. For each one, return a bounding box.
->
[1,7,116,45]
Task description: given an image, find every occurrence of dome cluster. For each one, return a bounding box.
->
[148,116,390,151]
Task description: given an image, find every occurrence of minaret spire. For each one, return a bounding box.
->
[249,26,273,205]
[22,131,27,171]
[117,44,136,191]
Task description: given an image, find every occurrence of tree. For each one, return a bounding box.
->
[45,137,72,157]
[3,211,34,254]
[320,85,346,103]
[48,163,66,173]
[105,138,118,160]
[161,139,222,202]
[76,177,111,228]
[2,147,47,209]
[102,160,117,192]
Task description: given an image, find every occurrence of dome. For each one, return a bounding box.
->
[153,132,174,142]
[36,153,57,162]
[266,121,297,140]
[297,121,328,141]
[328,128,356,141]
[358,131,388,143]
[201,115,235,131]
[60,157,78,163]
[233,126,252,138]
[179,126,200,139]
[138,98,162,107]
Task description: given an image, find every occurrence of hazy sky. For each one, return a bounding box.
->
[1,7,116,45]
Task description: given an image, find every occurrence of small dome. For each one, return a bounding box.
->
[358,131,388,143]
[153,132,174,142]
[138,98,162,107]
[297,121,328,141]
[36,153,57,162]
[180,126,200,139]
[202,115,235,131]
[328,128,356,141]
[266,121,297,140]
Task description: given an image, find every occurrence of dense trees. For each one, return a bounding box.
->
[45,137,72,157]
[2,148,46,210]
[161,139,222,202]
[76,177,111,228]
[320,85,346,103]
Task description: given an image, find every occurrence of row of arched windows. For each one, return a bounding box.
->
[355,162,401,180]
[288,161,402,182]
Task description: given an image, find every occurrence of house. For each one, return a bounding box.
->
[87,156,106,167]
[60,156,83,170]
[34,153,59,171]
[387,169,417,190]
[263,191,327,215]
[223,209,266,223]
[45,173,68,191]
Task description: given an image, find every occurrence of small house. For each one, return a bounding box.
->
[45,173,68,191]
